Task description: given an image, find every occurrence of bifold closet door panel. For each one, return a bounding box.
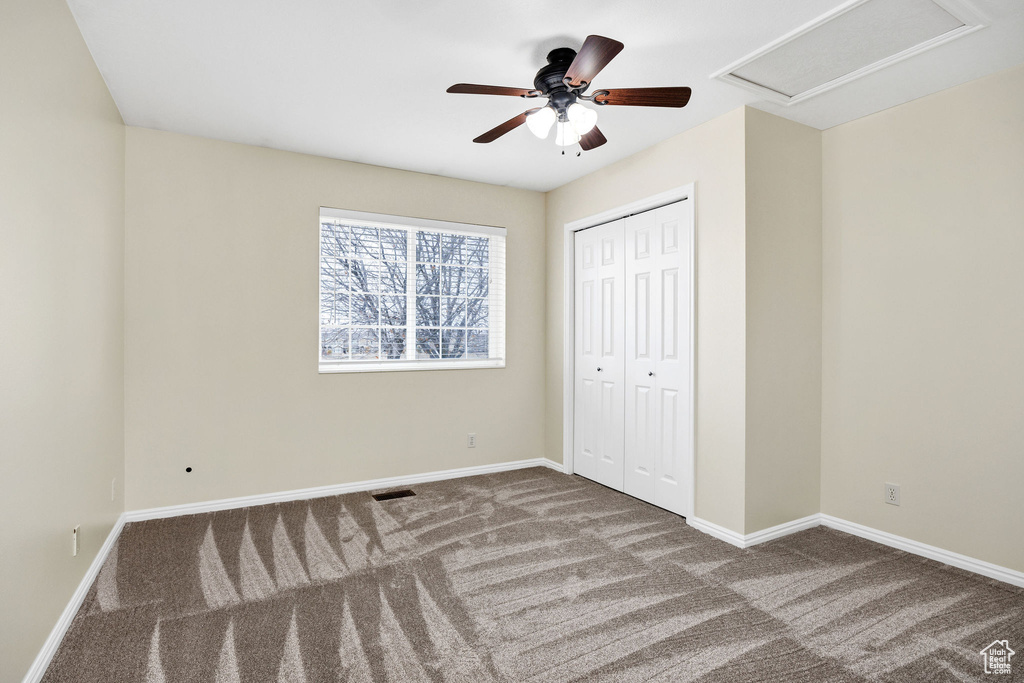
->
[624,209,658,505]
[624,201,692,516]
[573,219,625,492]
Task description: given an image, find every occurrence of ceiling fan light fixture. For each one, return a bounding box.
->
[554,121,581,146]
[526,107,556,139]
[567,103,598,135]
[447,34,691,152]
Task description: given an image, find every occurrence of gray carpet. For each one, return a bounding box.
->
[44,467,1023,682]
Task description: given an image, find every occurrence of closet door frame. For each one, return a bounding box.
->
[561,184,695,519]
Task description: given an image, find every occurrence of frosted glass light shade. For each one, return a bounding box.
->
[554,121,581,146]
[567,103,598,134]
[526,107,556,138]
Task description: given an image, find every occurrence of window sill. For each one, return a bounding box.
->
[319,358,505,374]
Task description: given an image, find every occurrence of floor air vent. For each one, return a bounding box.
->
[372,489,416,501]
[712,0,985,104]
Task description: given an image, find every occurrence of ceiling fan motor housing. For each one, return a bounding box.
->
[535,48,580,117]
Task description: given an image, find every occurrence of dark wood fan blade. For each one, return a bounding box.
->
[594,87,692,107]
[579,126,607,151]
[564,35,624,88]
[473,109,540,143]
[447,83,539,97]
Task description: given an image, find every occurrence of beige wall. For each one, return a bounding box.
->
[821,65,1024,572]
[545,109,749,533]
[124,128,546,510]
[0,1,126,680]
[744,109,822,532]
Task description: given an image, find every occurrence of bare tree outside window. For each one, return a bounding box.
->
[320,221,493,365]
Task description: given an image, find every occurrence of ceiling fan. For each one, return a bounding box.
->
[447,35,691,152]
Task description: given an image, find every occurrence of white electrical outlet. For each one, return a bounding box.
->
[72,526,80,556]
[467,433,476,448]
[884,483,900,506]
[111,477,117,502]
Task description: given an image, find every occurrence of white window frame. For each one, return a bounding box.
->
[318,207,506,374]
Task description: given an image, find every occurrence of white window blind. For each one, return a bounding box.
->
[318,207,506,373]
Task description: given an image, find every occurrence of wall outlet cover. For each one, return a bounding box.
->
[467,433,476,448]
[884,483,901,506]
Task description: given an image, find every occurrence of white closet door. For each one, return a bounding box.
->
[623,210,659,505]
[624,201,692,516]
[573,219,625,492]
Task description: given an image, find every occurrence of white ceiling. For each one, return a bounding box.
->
[67,0,1024,192]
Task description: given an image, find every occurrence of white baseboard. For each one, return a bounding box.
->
[744,514,822,547]
[125,457,565,522]
[687,516,747,548]
[540,458,567,474]
[689,512,1024,589]
[687,514,820,549]
[22,513,126,683]
[819,514,1024,589]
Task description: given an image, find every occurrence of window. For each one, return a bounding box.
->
[319,207,506,372]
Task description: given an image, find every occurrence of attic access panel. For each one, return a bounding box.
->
[712,0,986,104]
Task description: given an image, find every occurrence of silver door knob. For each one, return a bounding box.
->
[597,367,603,372]
[648,371,654,377]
